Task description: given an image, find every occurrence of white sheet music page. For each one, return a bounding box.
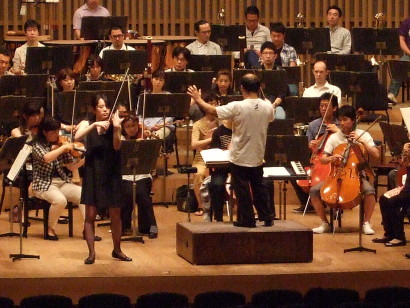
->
[400,107,410,129]
[200,148,230,164]
[7,144,32,182]
[263,167,290,177]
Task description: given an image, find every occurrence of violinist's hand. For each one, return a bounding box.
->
[348,131,359,141]
[326,124,340,133]
[112,110,124,128]
[95,120,110,131]
[63,142,74,152]
[330,154,343,164]
[309,139,318,150]
[187,85,201,102]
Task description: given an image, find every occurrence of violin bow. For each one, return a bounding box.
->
[108,67,130,120]
[314,92,334,141]
[70,89,77,142]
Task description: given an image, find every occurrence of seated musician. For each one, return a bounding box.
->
[326,5,351,55]
[81,54,109,81]
[373,142,410,248]
[165,46,194,72]
[99,25,135,59]
[191,94,219,216]
[270,22,298,96]
[31,116,86,240]
[0,47,12,77]
[120,115,158,238]
[291,92,339,214]
[11,101,44,138]
[303,61,342,106]
[54,68,78,133]
[186,19,222,55]
[309,105,378,235]
[73,0,110,40]
[10,19,44,75]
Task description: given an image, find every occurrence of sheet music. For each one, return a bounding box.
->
[263,167,290,177]
[400,107,410,130]
[7,144,32,182]
[200,148,230,164]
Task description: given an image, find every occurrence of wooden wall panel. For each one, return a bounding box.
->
[1,0,410,41]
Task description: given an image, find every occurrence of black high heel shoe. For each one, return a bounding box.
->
[84,257,95,265]
[112,250,132,261]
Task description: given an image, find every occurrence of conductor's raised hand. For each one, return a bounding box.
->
[187,85,201,102]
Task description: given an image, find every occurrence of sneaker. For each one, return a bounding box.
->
[312,222,331,234]
[387,93,397,105]
[362,222,374,235]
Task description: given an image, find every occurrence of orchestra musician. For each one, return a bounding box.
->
[291,92,340,214]
[99,25,136,59]
[303,61,342,106]
[73,0,110,40]
[326,5,352,55]
[188,73,275,228]
[165,46,194,72]
[31,116,85,241]
[10,101,44,138]
[0,47,12,77]
[81,54,109,82]
[10,19,44,75]
[309,105,378,235]
[120,116,158,239]
[373,142,410,248]
[75,94,131,264]
[186,20,222,55]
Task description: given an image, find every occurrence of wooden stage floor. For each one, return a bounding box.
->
[0,197,409,305]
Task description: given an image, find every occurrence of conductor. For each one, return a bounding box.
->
[188,73,275,228]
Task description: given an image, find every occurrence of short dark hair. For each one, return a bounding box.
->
[240,74,260,93]
[270,22,286,34]
[152,69,165,79]
[0,46,10,58]
[56,68,77,92]
[91,94,112,110]
[109,25,125,35]
[121,115,139,138]
[171,46,191,62]
[245,5,260,18]
[216,69,231,81]
[260,41,277,53]
[20,100,42,128]
[87,54,103,69]
[319,92,338,109]
[24,19,40,32]
[194,20,209,32]
[337,105,355,121]
[37,116,61,144]
[204,93,219,104]
[327,5,343,17]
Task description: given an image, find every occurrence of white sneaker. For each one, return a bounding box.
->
[312,222,331,234]
[387,93,397,104]
[363,222,374,235]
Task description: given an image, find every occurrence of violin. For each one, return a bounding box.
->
[57,135,85,158]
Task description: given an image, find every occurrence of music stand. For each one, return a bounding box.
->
[379,121,409,157]
[282,97,321,123]
[282,66,302,84]
[120,139,162,243]
[315,53,368,72]
[284,28,307,55]
[267,119,294,135]
[217,95,243,106]
[187,55,232,73]
[352,28,401,56]
[138,93,191,206]
[0,75,48,97]
[25,46,74,75]
[81,16,128,40]
[79,81,129,108]
[103,50,147,75]
[164,71,214,95]
[210,25,246,52]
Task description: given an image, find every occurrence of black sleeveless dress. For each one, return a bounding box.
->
[81,124,122,209]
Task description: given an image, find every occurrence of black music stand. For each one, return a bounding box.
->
[285,28,331,55]
[217,95,243,106]
[103,50,147,75]
[315,53,369,72]
[81,16,128,41]
[0,75,48,97]
[282,66,302,85]
[282,97,321,123]
[210,25,246,52]
[379,121,409,157]
[188,55,232,73]
[264,135,310,219]
[164,71,214,95]
[25,46,74,75]
[138,93,191,206]
[79,81,129,108]
[267,119,294,135]
[120,139,162,243]
[352,28,401,56]
[0,96,26,136]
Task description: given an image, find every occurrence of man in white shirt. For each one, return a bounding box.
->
[303,61,342,106]
[99,26,135,59]
[186,20,222,55]
[11,19,44,75]
[73,0,110,40]
[188,74,275,228]
[327,5,351,55]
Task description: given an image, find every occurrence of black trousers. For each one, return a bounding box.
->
[379,191,410,241]
[121,177,157,233]
[230,163,274,225]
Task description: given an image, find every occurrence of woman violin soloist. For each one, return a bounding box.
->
[309,105,379,235]
[75,94,131,264]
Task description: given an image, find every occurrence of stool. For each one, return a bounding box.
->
[24,197,73,239]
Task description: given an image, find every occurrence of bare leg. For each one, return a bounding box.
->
[84,205,97,261]
[363,194,376,223]
[310,195,329,223]
[109,207,130,259]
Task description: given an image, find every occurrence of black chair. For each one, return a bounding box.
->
[136,292,189,308]
[304,287,360,308]
[0,296,14,308]
[78,293,132,308]
[19,295,72,308]
[194,291,246,308]
[251,289,303,308]
[365,287,410,308]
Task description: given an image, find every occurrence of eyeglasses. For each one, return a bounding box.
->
[0,60,9,65]
[261,52,275,56]
[111,34,124,39]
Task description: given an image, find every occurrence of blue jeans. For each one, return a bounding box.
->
[388,54,410,96]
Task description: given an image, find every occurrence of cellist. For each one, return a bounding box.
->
[310,105,379,235]
[291,92,340,213]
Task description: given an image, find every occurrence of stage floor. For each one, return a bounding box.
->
[0,197,409,305]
